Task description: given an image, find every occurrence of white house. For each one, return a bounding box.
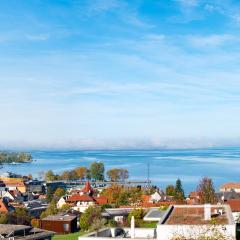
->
[57,196,68,209]
[66,195,95,212]
[150,192,162,203]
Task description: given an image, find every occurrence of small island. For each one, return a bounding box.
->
[0,151,33,164]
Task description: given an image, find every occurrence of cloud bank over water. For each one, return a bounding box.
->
[1,137,240,150]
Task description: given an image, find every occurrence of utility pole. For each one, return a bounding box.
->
[147,160,150,189]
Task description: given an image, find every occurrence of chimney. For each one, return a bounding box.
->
[204,204,211,221]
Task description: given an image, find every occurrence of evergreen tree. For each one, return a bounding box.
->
[174,179,185,203]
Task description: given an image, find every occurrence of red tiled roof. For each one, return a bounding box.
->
[120,201,176,208]
[94,196,108,205]
[81,181,93,193]
[67,194,94,202]
[227,199,240,212]
[220,182,240,189]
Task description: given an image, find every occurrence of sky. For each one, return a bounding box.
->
[1,0,240,149]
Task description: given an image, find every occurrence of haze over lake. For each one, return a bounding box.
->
[1,148,239,193]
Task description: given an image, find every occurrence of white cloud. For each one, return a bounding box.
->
[26,34,50,41]
[146,34,165,41]
[177,0,199,7]
[188,34,236,47]
[87,0,120,13]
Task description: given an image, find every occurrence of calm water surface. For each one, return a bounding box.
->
[1,148,240,193]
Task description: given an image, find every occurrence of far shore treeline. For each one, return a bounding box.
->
[45,161,129,182]
[0,151,33,164]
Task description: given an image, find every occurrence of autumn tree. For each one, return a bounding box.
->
[90,161,105,181]
[101,184,124,203]
[166,185,175,196]
[174,179,185,203]
[45,170,57,181]
[60,170,78,180]
[197,177,217,204]
[31,218,40,228]
[107,168,129,182]
[75,166,88,179]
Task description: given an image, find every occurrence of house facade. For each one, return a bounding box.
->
[40,214,78,234]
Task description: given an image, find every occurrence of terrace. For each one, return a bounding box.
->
[165,206,228,225]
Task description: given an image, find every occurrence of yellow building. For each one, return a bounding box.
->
[0,177,27,193]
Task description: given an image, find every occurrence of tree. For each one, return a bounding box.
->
[127,208,145,227]
[86,169,91,180]
[116,191,130,207]
[45,170,57,181]
[75,166,88,179]
[197,177,217,204]
[31,218,40,228]
[0,214,8,224]
[46,186,55,203]
[101,184,124,203]
[107,168,129,182]
[166,185,175,196]
[28,174,33,180]
[60,170,78,180]
[80,206,102,231]
[53,187,66,201]
[40,200,58,219]
[90,218,106,236]
[174,179,185,203]
[9,208,31,225]
[90,162,105,181]
[60,204,71,211]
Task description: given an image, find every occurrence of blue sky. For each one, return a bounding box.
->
[1,0,240,149]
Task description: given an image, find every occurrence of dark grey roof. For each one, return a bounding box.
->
[216,190,240,201]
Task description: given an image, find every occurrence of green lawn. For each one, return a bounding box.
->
[53,231,85,240]
[139,221,158,228]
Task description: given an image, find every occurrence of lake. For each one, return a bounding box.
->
[1,148,239,194]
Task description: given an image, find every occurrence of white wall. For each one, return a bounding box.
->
[232,212,240,223]
[79,228,156,240]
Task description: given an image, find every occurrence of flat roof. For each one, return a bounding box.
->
[144,208,166,221]
[42,214,77,222]
[160,205,234,225]
[0,224,31,234]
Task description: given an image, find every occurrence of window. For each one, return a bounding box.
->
[63,223,69,232]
